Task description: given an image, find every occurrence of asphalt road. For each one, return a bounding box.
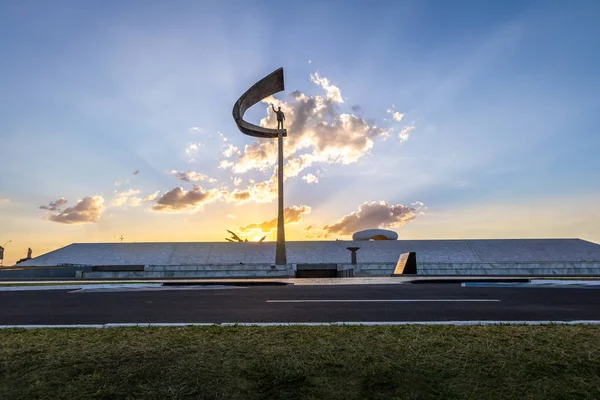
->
[1,283,599,324]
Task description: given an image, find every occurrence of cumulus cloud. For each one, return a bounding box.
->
[225,173,277,204]
[232,177,242,186]
[322,201,423,237]
[310,72,343,103]
[188,127,202,133]
[229,190,251,202]
[171,170,217,183]
[304,225,312,231]
[151,186,220,212]
[387,108,405,122]
[148,173,278,212]
[221,72,391,185]
[48,196,105,224]
[143,191,161,202]
[112,189,142,207]
[218,160,234,169]
[39,198,68,211]
[238,205,311,233]
[302,173,318,184]
[185,142,202,161]
[222,144,241,158]
[399,125,415,143]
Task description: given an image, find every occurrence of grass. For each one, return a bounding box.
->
[0,325,599,399]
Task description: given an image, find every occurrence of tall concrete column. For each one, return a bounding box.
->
[275,132,286,265]
[232,67,288,267]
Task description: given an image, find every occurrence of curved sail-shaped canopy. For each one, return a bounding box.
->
[232,67,287,139]
[352,229,399,241]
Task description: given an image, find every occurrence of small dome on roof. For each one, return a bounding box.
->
[352,229,398,241]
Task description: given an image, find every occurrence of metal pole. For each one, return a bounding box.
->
[1,240,11,267]
[275,132,287,265]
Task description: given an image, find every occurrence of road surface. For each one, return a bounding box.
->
[1,282,599,325]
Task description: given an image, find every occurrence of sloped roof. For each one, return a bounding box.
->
[17,239,600,266]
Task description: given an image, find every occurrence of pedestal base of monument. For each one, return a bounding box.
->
[293,263,355,278]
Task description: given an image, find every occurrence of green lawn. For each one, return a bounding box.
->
[1,325,599,399]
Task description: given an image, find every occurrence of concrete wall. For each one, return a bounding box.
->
[0,266,92,279]
[16,239,600,268]
[8,239,600,279]
[350,262,600,276]
[74,261,600,279]
[80,264,293,279]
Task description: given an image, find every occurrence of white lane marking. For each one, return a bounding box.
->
[266,299,500,303]
[463,280,600,288]
[1,320,600,329]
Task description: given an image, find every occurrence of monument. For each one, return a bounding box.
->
[15,247,33,265]
[232,68,287,265]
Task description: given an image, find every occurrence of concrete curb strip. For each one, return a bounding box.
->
[1,321,600,329]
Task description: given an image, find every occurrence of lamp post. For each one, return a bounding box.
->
[0,240,12,267]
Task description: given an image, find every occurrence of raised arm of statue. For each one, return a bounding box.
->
[271,104,276,113]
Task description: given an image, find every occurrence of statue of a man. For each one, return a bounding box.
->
[271,104,286,129]
[27,247,32,259]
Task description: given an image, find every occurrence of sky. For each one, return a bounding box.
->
[1,0,599,266]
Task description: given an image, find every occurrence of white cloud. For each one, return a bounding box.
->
[39,198,67,211]
[227,214,236,219]
[310,72,343,103]
[222,144,241,158]
[171,170,216,183]
[151,186,221,212]
[225,73,391,184]
[112,189,142,207]
[232,177,242,186]
[238,205,311,233]
[218,160,234,169]
[322,201,423,237]
[188,127,202,133]
[399,125,415,142]
[386,106,405,122]
[392,112,404,122]
[129,197,143,207]
[143,191,161,202]
[302,173,318,184]
[224,174,277,204]
[48,196,105,224]
[185,142,202,161]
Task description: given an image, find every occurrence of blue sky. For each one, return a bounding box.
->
[1,0,599,265]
